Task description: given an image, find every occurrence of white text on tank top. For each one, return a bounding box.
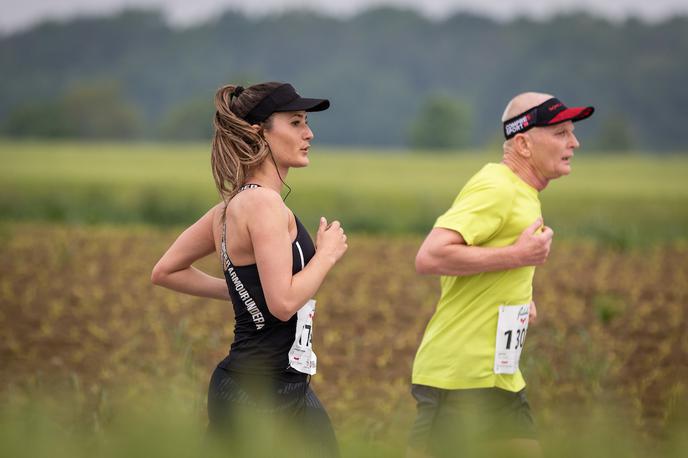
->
[221,217,265,330]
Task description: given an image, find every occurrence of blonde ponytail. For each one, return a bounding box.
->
[210,82,281,201]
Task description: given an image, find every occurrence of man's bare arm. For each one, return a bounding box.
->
[415,219,553,277]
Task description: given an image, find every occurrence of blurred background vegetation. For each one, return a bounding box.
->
[1,7,687,150]
[2,142,688,244]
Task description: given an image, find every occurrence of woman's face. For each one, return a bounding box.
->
[262,111,314,168]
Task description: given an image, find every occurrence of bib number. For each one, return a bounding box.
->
[287,299,317,375]
[494,304,530,374]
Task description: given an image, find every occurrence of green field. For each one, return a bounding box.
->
[2,140,688,456]
[2,141,687,245]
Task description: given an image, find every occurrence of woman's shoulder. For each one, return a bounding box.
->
[228,187,291,223]
[229,186,283,211]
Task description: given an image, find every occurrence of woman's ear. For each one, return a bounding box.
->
[250,124,261,133]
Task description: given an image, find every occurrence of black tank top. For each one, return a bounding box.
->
[217,184,316,382]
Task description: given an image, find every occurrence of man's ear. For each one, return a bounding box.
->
[514,133,532,158]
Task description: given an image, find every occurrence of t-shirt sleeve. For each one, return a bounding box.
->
[434,172,514,246]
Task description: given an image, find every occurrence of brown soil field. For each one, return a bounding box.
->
[1,223,686,443]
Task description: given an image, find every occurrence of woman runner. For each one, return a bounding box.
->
[151,82,347,457]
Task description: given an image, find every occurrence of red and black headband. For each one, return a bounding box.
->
[503,98,594,139]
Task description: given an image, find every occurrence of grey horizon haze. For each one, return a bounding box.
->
[1,0,688,34]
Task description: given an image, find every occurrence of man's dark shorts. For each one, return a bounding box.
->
[408,384,537,456]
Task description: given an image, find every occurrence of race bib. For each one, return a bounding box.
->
[287,299,317,375]
[493,304,530,374]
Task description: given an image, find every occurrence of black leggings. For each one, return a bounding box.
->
[207,366,339,457]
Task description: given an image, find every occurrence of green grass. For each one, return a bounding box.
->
[1,382,686,458]
[2,140,687,243]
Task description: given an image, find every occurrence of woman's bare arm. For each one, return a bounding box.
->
[247,189,347,321]
[151,204,229,300]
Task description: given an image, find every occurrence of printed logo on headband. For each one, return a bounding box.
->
[504,113,533,137]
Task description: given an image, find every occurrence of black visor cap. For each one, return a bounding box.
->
[244,84,330,125]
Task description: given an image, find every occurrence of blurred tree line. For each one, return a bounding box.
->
[0,8,685,150]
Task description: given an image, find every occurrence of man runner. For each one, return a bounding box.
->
[408,92,594,457]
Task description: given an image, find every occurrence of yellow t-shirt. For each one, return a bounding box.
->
[412,163,541,392]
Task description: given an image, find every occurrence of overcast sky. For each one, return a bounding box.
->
[2,0,688,34]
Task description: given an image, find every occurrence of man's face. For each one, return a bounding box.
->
[527,121,580,179]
